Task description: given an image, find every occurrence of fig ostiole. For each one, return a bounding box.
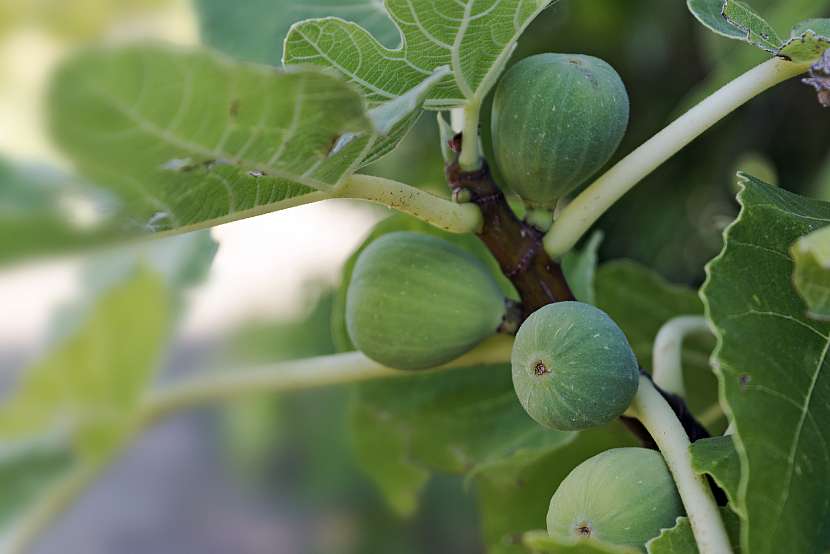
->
[511,301,639,430]
[547,447,685,552]
[346,232,507,370]
[491,53,630,208]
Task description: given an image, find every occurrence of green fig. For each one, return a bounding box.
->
[511,302,639,430]
[547,448,685,552]
[346,232,507,370]
[491,53,630,208]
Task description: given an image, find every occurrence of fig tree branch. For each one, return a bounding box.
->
[446,153,575,318]
[544,57,811,258]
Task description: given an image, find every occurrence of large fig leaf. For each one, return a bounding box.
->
[595,261,718,416]
[195,0,399,65]
[350,359,574,517]
[687,0,830,63]
[792,224,830,321]
[702,174,830,554]
[49,44,374,236]
[283,0,557,110]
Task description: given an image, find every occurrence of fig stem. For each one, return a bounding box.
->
[544,57,811,258]
[334,174,483,234]
[458,99,483,171]
[446,159,575,318]
[652,316,711,398]
[8,337,515,554]
[627,376,733,554]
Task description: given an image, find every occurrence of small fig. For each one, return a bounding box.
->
[491,53,630,208]
[511,302,638,430]
[547,448,684,551]
[346,232,507,370]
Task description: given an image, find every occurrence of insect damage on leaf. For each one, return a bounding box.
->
[803,50,830,107]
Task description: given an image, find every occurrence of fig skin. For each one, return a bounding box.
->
[346,232,507,370]
[547,447,685,552]
[511,301,639,430]
[491,53,630,208]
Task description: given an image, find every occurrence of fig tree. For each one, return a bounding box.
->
[346,232,507,370]
[511,301,639,430]
[547,448,684,551]
[491,53,630,208]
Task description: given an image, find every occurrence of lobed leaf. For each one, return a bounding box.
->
[791,225,830,321]
[49,44,373,236]
[350,361,574,517]
[283,0,558,110]
[701,173,830,554]
[687,0,830,64]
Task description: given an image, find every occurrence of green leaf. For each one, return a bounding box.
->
[0,268,171,460]
[687,0,782,51]
[283,0,557,110]
[561,232,603,304]
[780,19,830,65]
[687,0,830,63]
[195,0,399,65]
[701,174,830,554]
[350,363,574,517]
[522,530,639,554]
[594,261,717,415]
[721,0,783,52]
[48,44,374,236]
[689,436,741,508]
[792,225,830,321]
[0,160,124,266]
[645,510,742,554]
[476,424,635,554]
[0,436,72,533]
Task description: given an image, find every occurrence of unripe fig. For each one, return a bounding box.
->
[346,232,507,370]
[511,302,638,430]
[547,448,684,551]
[491,53,630,208]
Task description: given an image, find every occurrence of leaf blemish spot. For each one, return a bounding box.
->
[739,373,752,389]
[534,361,550,376]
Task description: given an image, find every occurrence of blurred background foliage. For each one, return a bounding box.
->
[0,0,828,553]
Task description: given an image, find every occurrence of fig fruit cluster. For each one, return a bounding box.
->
[491,53,630,208]
[346,232,507,370]
[547,448,684,552]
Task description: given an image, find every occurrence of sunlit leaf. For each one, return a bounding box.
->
[283,0,558,110]
[49,44,373,236]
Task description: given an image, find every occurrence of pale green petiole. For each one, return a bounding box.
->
[7,337,514,554]
[652,316,712,398]
[334,174,482,234]
[544,57,811,258]
[627,377,733,554]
